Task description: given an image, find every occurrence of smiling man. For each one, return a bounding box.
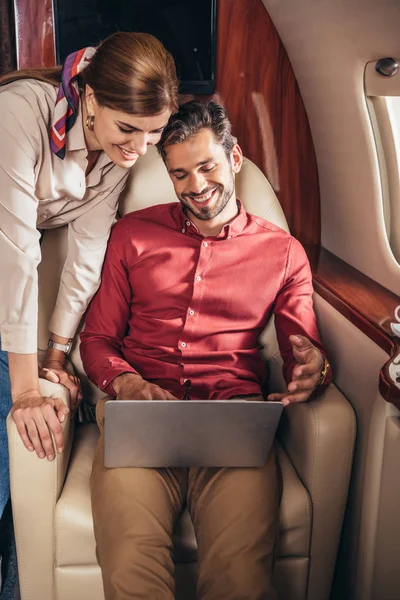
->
[80,100,331,600]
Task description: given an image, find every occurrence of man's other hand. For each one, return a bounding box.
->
[112,373,178,400]
[267,335,325,406]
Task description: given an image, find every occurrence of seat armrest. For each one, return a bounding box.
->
[278,384,356,600]
[7,379,75,600]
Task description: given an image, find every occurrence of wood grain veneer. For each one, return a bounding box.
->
[215,0,320,249]
[14,0,55,68]
[314,249,400,410]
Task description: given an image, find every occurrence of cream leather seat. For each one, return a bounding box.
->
[7,147,355,600]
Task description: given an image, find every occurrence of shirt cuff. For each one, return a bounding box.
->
[0,324,38,354]
[101,367,138,397]
[49,307,82,340]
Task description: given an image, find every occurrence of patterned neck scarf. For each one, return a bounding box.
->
[50,47,96,159]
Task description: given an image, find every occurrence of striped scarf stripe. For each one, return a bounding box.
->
[50,46,96,159]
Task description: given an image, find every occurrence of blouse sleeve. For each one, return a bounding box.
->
[0,94,42,354]
[48,174,129,339]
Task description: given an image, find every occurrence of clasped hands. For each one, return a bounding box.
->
[10,354,82,462]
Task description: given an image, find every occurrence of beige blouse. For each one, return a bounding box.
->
[0,79,130,354]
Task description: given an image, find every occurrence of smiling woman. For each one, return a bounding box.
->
[0,30,178,599]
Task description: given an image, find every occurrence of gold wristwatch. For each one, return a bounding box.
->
[317,358,330,386]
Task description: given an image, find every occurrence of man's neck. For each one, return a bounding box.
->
[186,198,239,237]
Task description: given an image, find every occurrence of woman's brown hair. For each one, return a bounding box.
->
[0,32,179,116]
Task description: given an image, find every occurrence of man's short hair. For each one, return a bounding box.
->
[157,100,236,162]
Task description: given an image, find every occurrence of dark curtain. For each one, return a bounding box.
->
[0,0,16,76]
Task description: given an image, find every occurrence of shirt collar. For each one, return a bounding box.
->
[172,199,248,239]
[66,103,87,152]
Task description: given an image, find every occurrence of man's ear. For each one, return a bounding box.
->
[230,144,243,174]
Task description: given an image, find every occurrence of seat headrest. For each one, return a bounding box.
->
[118,146,289,232]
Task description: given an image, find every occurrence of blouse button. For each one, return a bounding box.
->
[189,309,195,316]
[196,275,201,281]
[203,241,208,247]
[181,341,187,348]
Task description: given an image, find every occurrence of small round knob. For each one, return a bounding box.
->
[375,57,399,77]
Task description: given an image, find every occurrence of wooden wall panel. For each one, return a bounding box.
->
[0,0,17,76]
[314,248,400,410]
[215,0,320,248]
[14,0,55,68]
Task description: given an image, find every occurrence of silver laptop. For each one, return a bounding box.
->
[104,400,283,468]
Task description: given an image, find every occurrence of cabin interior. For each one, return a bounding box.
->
[1,1,400,599]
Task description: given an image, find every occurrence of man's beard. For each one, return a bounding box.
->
[182,177,235,222]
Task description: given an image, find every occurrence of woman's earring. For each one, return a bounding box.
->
[86,115,95,131]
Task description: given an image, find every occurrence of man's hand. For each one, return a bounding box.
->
[11,390,69,459]
[113,373,178,400]
[267,335,325,406]
[40,360,83,411]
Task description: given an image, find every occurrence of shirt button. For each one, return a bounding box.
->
[227,235,232,240]
[183,378,188,383]
[196,275,201,281]
[203,241,208,247]
[181,341,187,348]
[189,309,195,316]
[186,221,191,226]
[182,228,185,233]
[102,379,107,386]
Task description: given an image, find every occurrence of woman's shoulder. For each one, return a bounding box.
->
[0,79,58,121]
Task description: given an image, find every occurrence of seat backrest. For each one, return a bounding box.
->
[37,146,289,402]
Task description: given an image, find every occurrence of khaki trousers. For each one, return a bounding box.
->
[91,398,280,600]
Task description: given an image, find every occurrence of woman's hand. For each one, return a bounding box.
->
[10,390,69,460]
[40,360,83,411]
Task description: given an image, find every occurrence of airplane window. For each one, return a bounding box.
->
[367,95,400,264]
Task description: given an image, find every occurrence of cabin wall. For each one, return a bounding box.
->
[263,0,400,297]
[314,294,394,600]
[263,2,400,598]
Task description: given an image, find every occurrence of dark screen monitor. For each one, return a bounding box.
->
[54,0,217,94]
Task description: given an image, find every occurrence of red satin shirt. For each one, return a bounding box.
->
[80,201,330,399]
